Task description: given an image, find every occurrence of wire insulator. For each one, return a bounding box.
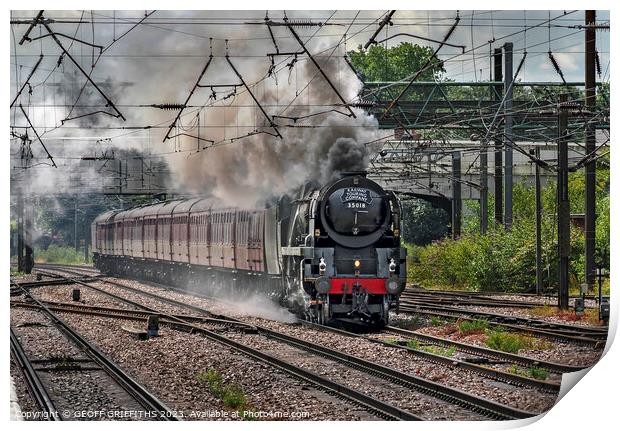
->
[548,51,566,84]
[595,50,602,77]
[287,19,323,28]
[152,103,186,110]
[348,100,376,108]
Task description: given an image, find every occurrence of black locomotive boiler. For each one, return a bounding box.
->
[92,172,407,327]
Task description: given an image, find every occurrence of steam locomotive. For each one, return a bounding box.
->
[92,172,406,326]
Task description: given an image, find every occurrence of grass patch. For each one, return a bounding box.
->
[458,319,489,334]
[583,308,603,325]
[528,367,548,380]
[485,330,549,353]
[430,316,445,327]
[421,345,457,357]
[406,339,420,350]
[385,337,399,345]
[506,364,549,381]
[10,268,24,277]
[530,305,558,317]
[404,339,456,357]
[197,368,249,412]
[532,305,603,325]
[222,384,246,409]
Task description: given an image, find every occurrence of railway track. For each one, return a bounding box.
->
[381,326,582,375]
[10,328,60,420]
[33,267,575,388]
[399,291,590,309]
[116,278,566,392]
[25,266,540,420]
[396,303,607,347]
[404,288,609,302]
[10,281,178,421]
[22,269,423,420]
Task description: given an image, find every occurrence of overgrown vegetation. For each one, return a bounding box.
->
[507,364,549,381]
[406,339,420,350]
[458,319,489,335]
[34,245,92,264]
[423,345,457,357]
[531,305,603,325]
[485,330,550,353]
[528,367,549,381]
[404,339,456,357]
[10,268,24,277]
[408,165,610,293]
[348,42,444,83]
[196,368,248,411]
[430,316,446,327]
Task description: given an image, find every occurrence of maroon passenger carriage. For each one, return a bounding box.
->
[92,173,407,327]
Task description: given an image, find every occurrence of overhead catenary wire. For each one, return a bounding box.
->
[9,9,608,196]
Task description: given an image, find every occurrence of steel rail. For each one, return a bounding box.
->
[30,268,420,420]
[14,297,561,392]
[299,322,561,393]
[399,291,599,309]
[397,306,606,347]
[12,282,179,421]
[40,267,538,419]
[382,326,584,374]
[256,327,537,418]
[10,275,100,290]
[10,328,61,420]
[402,288,610,301]
[11,300,257,331]
[397,302,607,335]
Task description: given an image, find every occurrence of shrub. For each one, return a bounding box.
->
[406,166,610,293]
[430,316,444,327]
[485,331,530,353]
[406,339,420,350]
[222,384,246,409]
[528,367,548,380]
[197,368,225,397]
[458,319,489,334]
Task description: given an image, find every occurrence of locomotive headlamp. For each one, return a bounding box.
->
[386,277,399,294]
[389,258,396,273]
[319,257,327,275]
[354,259,361,269]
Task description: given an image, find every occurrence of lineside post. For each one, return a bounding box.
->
[493,48,503,227]
[557,95,570,310]
[452,151,462,240]
[584,10,597,291]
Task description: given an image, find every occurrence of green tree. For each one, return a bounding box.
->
[348,42,445,82]
[401,199,450,245]
[409,162,610,293]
